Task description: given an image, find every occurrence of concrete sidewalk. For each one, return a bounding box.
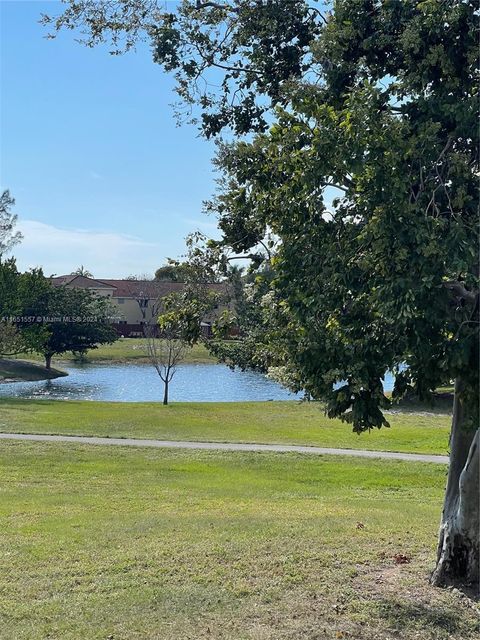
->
[0,432,449,464]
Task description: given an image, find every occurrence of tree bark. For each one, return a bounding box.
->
[163,380,169,405]
[431,378,479,594]
[45,353,52,370]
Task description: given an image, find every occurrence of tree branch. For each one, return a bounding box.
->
[443,281,478,305]
[196,1,239,13]
[225,254,258,261]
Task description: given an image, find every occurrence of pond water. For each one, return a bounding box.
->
[0,363,398,403]
[0,363,303,402]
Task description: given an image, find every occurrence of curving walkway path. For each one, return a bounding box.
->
[0,432,449,464]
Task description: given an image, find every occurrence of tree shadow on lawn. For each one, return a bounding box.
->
[391,392,453,415]
[374,596,478,638]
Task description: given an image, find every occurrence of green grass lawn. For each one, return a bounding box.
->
[16,337,216,365]
[0,399,452,455]
[0,441,477,640]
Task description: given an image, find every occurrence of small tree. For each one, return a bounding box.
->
[145,312,187,405]
[144,249,222,404]
[0,190,22,258]
[72,265,93,277]
[0,258,23,319]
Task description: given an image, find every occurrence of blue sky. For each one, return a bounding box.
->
[0,0,220,277]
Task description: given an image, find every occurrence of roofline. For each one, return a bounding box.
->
[51,275,117,289]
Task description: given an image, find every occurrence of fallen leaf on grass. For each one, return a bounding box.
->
[393,553,411,565]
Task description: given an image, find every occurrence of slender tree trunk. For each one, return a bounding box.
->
[45,353,52,370]
[431,378,479,593]
[163,380,169,405]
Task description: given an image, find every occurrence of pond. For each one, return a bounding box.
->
[0,363,301,402]
[0,363,397,403]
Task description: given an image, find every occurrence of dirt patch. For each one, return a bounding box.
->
[347,554,480,639]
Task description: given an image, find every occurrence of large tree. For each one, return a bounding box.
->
[210,1,479,590]
[0,259,51,356]
[27,285,118,369]
[0,261,118,367]
[44,0,479,591]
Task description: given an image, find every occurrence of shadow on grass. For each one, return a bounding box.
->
[0,397,64,411]
[391,392,453,415]
[375,597,473,637]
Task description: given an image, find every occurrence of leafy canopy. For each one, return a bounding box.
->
[207,0,479,430]
[41,0,320,137]
[0,259,118,362]
[29,285,118,361]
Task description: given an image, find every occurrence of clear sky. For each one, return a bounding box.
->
[0,0,220,278]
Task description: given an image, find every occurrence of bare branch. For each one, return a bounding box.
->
[307,5,329,25]
[443,281,478,305]
[196,1,239,12]
[225,254,258,261]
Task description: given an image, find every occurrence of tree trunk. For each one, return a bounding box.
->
[431,378,479,593]
[163,380,169,405]
[45,353,52,370]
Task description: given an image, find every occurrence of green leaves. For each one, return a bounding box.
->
[201,0,479,431]
[32,286,118,360]
[0,261,118,361]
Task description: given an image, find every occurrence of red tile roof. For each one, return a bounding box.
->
[52,276,225,300]
[51,275,115,289]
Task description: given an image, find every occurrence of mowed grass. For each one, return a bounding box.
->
[16,337,216,365]
[0,398,451,455]
[0,441,477,640]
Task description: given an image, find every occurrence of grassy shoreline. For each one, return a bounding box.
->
[15,337,216,366]
[2,338,214,382]
[0,398,452,455]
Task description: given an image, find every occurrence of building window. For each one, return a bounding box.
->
[119,320,127,325]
